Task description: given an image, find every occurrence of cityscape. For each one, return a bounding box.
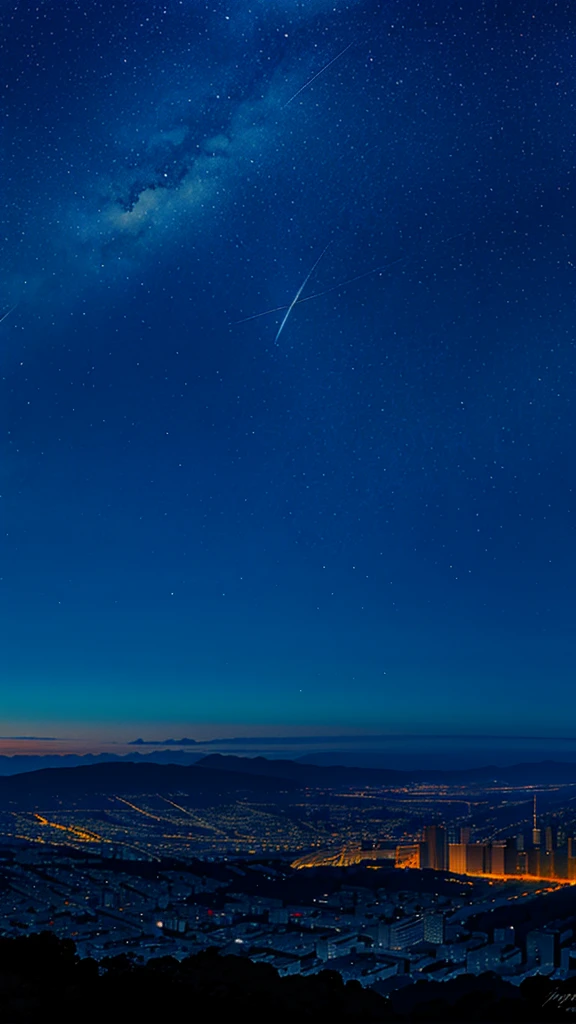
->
[2,755,576,1014]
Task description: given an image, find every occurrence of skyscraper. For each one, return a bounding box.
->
[489,843,506,875]
[423,826,447,871]
[568,839,576,881]
[504,838,519,875]
[448,843,467,874]
[465,844,487,875]
[532,795,541,847]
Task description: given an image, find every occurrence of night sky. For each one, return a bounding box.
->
[2,0,575,746]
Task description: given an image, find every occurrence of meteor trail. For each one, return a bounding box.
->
[233,254,407,328]
[0,302,18,324]
[232,231,469,329]
[283,43,353,108]
[274,243,331,345]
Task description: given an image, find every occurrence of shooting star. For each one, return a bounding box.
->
[283,43,353,108]
[0,302,18,325]
[274,244,331,346]
[232,231,469,328]
[233,255,407,328]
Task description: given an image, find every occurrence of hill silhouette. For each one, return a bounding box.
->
[0,760,300,810]
[3,755,576,814]
[0,932,570,1022]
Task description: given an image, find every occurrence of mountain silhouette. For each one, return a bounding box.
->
[0,760,301,810]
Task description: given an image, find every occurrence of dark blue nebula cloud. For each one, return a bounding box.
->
[1,0,575,741]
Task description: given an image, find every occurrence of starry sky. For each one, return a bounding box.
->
[1,0,575,748]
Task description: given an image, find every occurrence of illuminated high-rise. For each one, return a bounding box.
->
[568,839,576,880]
[490,843,505,875]
[532,795,541,848]
[448,843,467,874]
[528,847,541,876]
[465,843,487,875]
[423,826,447,871]
[545,826,555,853]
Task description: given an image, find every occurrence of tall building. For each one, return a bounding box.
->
[489,843,505,875]
[528,847,541,877]
[465,843,487,875]
[553,850,568,880]
[423,911,445,945]
[448,843,467,875]
[448,825,471,845]
[423,826,447,871]
[540,850,555,879]
[545,826,555,853]
[447,826,459,846]
[504,838,519,875]
[532,795,541,848]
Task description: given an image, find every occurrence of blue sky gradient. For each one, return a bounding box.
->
[1,0,575,747]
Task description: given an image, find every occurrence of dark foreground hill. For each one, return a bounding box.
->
[0,761,300,810]
[0,932,570,1023]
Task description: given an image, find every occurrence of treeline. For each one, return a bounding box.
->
[0,932,573,1022]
